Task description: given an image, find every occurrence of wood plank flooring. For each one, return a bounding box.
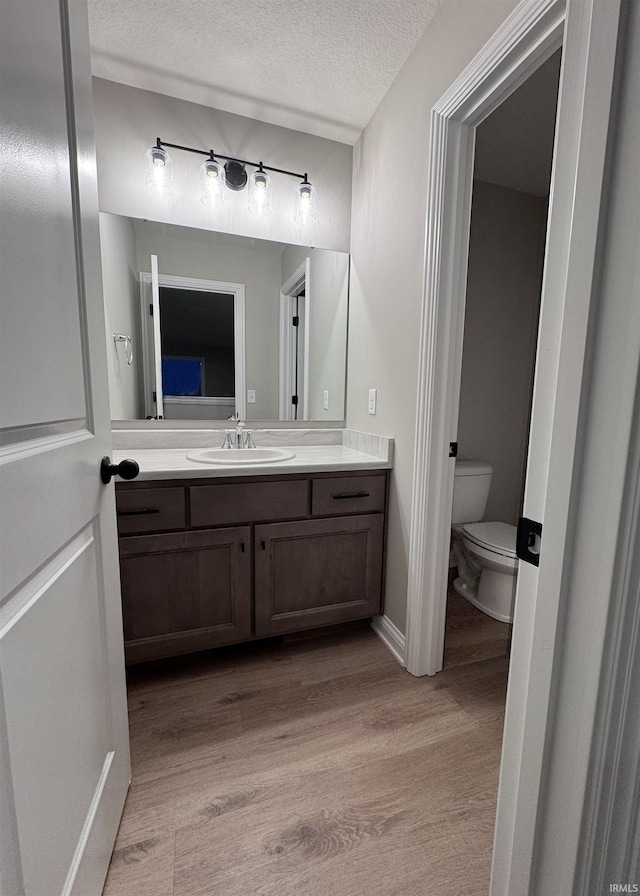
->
[443,581,511,669]
[103,627,508,896]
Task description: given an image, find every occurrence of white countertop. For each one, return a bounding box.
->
[113,444,392,481]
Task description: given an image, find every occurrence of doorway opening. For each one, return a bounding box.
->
[159,286,236,420]
[139,269,246,421]
[279,259,310,420]
[443,50,561,669]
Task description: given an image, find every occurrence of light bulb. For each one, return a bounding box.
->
[145,146,172,194]
[294,180,317,224]
[201,157,225,204]
[248,168,272,215]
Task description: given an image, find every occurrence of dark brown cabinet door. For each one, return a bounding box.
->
[119,527,251,662]
[254,514,384,636]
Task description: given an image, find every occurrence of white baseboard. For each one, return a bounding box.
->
[371,615,406,667]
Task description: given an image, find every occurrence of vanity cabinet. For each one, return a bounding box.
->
[115,470,388,663]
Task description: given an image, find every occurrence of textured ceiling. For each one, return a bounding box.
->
[87,0,443,145]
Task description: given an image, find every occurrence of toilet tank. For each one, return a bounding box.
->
[452,460,493,524]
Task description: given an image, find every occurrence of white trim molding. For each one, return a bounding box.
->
[162,396,234,406]
[575,369,640,895]
[371,615,406,667]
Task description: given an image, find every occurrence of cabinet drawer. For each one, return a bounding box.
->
[116,487,186,534]
[311,475,386,516]
[190,479,309,527]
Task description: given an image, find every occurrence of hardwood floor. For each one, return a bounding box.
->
[104,627,508,896]
[443,579,511,669]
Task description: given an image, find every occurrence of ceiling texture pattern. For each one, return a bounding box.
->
[88,0,443,145]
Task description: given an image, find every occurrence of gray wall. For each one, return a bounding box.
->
[347,0,519,633]
[457,180,547,525]
[92,79,352,253]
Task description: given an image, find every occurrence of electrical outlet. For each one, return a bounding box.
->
[368,388,377,415]
[247,389,256,403]
[323,390,329,410]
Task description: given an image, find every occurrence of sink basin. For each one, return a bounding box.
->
[187,447,295,465]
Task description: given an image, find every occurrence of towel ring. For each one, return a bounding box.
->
[113,333,133,366]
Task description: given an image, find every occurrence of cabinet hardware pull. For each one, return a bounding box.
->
[117,508,161,516]
[240,542,245,553]
[332,492,370,500]
[261,540,266,550]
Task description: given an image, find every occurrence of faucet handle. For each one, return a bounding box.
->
[243,430,256,449]
[221,431,234,449]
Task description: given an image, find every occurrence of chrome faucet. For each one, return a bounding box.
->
[221,417,256,449]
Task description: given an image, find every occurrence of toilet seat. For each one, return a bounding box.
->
[462,521,517,559]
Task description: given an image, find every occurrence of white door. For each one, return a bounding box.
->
[0,2,130,894]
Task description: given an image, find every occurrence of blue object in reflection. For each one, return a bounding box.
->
[162,358,203,396]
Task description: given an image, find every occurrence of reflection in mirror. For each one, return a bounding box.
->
[99,214,349,423]
[160,288,235,412]
[139,267,245,421]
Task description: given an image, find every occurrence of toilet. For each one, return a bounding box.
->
[450,460,518,623]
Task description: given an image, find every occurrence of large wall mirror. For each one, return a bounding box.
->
[100,213,349,423]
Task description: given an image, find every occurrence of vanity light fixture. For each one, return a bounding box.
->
[145,138,316,222]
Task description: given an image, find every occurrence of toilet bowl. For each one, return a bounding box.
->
[451,521,518,623]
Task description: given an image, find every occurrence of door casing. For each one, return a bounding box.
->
[402,0,622,890]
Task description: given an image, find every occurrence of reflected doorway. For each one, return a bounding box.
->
[139,268,246,421]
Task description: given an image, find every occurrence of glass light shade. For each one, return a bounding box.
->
[144,146,173,194]
[294,180,317,224]
[248,168,272,215]
[200,157,226,204]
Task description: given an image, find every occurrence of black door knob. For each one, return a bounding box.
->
[100,456,140,484]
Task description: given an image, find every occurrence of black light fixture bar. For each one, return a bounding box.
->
[155,137,308,182]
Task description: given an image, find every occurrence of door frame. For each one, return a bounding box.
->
[279,259,311,420]
[405,0,566,678]
[403,0,622,889]
[139,272,246,420]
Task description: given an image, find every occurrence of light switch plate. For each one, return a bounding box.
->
[323,390,329,410]
[247,390,256,403]
[368,388,377,415]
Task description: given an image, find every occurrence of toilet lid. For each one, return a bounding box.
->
[463,521,518,558]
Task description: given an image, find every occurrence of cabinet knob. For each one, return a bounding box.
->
[100,456,140,484]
